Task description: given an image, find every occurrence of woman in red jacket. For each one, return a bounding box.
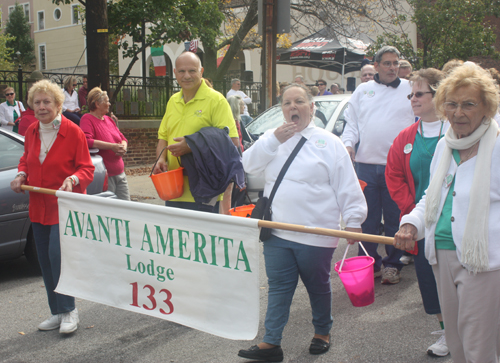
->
[10,79,94,335]
[386,68,449,357]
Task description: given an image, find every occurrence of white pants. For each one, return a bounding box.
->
[432,250,500,363]
[108,172,130,201]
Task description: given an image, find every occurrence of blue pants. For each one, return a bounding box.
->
[356,163,404,271]
[62,111,81,126]
[262,235,335,346]
[32,223,75,315]
[414,239,441,315]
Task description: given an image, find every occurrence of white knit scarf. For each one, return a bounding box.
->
[424,119,498,273]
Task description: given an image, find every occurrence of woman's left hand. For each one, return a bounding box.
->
[274,123,297,143]
[345,227,362,245]
[60,178,73,192]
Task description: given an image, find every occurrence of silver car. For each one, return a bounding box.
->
[244,94,351,200]
[0,128,115,271]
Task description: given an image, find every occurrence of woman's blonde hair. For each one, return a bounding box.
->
[87,87,108,111]
[27,79,65,113]
[63,75,77,91]
[434,64,499,120]
[4,87,14,96]
[409,68,444,93]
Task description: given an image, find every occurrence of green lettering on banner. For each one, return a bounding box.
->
[97,215,110,243]
[124,220,131,248]
[219,237,234,269]
[126,254,137,271]
[74,211,86,237]
[141,225,154,252]
[111,218,123,246]
[193,232,207,263]
[155,226,175,256]
[178,230,191,260]
[210,235,218,266]
[235,241,252,272]
[64,211,77,236]
[85,214,97,240]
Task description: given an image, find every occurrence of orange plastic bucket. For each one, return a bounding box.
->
[150,167,184,201]
[229,204,255,218]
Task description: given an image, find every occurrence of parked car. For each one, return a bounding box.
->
[0,128,115,271]
[243,94,351,201]
[244,94,351,142]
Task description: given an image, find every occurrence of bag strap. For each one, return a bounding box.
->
[265,136,307,211]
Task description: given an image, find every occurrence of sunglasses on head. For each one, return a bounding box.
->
[407,91,434,100]
[5,93,14,96]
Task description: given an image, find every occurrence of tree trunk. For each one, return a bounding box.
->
[86,0,109,93]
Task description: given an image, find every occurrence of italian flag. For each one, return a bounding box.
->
[151,47,166,76]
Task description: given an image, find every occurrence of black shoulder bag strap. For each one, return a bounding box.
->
[265,136,307,211]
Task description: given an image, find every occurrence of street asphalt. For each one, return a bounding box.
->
[0,172,454,363]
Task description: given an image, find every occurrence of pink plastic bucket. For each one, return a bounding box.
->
[334,256,375,307]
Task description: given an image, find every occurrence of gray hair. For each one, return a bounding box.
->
[227,95,243,121]
[231,78,241,85]
[374,46,400,63]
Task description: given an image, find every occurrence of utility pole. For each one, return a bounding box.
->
[86,0,109,93]
[261,0,277,110]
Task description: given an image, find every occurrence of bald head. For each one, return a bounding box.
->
[174,52,204,94]
[360,65,376,83]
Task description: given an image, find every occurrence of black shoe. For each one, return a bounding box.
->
[238,345,284,362]
[309,337,330,355]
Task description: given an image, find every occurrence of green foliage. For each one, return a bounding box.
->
[367,34,418,66]
[0,11,15,70]
[370,0,499,69]
[107,0,223,60]
[5,4,35,67]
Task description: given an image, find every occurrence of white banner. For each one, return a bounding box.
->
[55,192,261,340]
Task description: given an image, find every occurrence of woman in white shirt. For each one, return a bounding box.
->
[0,87,25,132]
[62,76,81,125]
[238,84,367,362]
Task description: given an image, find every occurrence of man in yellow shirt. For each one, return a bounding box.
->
[153,52,240,212]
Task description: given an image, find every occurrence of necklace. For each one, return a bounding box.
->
[41,131,58,154]
[419,120,444,157]
[458,142,479,165]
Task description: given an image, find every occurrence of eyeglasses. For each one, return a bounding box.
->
[316,83,326,86]
[5,93,14,96]
[407,91,434,100]
[380,61,400,68]
[444,101,480,112]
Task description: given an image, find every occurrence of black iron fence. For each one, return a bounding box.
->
[0,69,263,119]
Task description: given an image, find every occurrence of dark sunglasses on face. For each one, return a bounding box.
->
[316,83,326,86]
[407,91,434,100]
[5,93,14,96]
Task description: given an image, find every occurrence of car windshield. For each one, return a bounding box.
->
[247,100,342,135]
[0,133,24,171]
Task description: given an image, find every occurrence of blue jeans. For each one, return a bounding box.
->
[241,115,253,126]
[32,223,75,315]
[263,235,335,346]
[414,239,441,315]
[356,163,404,271]
[165,200,219,213]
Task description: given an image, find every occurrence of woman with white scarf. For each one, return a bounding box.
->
[394,64,500,363]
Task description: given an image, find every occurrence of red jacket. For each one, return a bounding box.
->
[385,121,419,254]
[19,116,95,225]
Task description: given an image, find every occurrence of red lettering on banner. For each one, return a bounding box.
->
[130,282,174,315]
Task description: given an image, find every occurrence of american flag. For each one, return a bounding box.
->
[189,40,199,53]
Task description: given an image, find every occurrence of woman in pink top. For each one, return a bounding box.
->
[80,87,130,200]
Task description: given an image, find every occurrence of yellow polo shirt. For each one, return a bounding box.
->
[158,80,238,202]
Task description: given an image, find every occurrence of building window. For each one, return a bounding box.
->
[72,5,79,25]
[23,3,30,20]
[53,8,62,21]
[39,44,46,70]
[38,11,44,30]
[8,6,15,15]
